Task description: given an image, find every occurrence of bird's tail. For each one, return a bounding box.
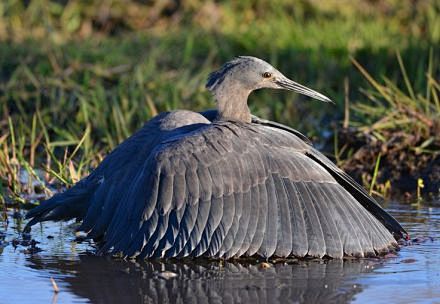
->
[24,176,102,232]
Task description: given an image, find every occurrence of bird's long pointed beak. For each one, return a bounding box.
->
[275,77,333,103]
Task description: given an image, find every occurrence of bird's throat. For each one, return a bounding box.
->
[214,88,252,123]
[217,102,251,123]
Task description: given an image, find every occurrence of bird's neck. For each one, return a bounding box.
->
[213,83,252,123]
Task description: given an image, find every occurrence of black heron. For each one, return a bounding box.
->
[25,56,406,259]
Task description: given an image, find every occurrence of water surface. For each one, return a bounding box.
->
[0,202,439,304]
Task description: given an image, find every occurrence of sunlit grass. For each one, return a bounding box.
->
[350,51,439,153]
[0,0,438,205]
[338,51,439,198]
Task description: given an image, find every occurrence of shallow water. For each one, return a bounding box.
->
[0,202,439,304]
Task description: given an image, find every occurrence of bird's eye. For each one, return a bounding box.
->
[262,72,272,78]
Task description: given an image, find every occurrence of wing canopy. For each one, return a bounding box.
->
[85,121,399,259]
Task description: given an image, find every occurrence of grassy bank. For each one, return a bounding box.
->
[0,0,439,206]
[337,53,439,200]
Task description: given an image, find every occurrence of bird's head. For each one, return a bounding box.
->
[206,56,332,103]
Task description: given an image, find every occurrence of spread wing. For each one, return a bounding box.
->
[24,113,171,229]
[24,111,211,232]
[87,121,400,259]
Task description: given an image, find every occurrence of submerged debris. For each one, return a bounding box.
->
[157,271,178,280]
[50,277,60,293]
[8,232,42,254]
[259,262,272,269]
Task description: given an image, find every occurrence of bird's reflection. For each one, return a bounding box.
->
[26,254,378,304]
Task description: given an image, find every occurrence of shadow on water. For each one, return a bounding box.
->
[0,201,439,303]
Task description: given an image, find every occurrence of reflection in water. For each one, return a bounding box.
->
[26,255,372,304]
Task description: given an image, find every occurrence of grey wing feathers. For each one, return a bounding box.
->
[87,121,399,258]
[305,149,406,239]
[24,112,173,233]
[24,177,102,231]
[26,115,403,259]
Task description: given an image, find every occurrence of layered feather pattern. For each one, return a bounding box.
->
[26,110,406,259]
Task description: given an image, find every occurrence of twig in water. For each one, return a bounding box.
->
[50,277,59,293]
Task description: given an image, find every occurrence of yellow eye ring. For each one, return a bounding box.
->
[262,72,272,78]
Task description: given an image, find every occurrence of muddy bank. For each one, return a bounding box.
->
[336,127,439,199]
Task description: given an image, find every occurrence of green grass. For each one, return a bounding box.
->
[337,51,439,197]
[0,0,439,205]
[350,52,439,146]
